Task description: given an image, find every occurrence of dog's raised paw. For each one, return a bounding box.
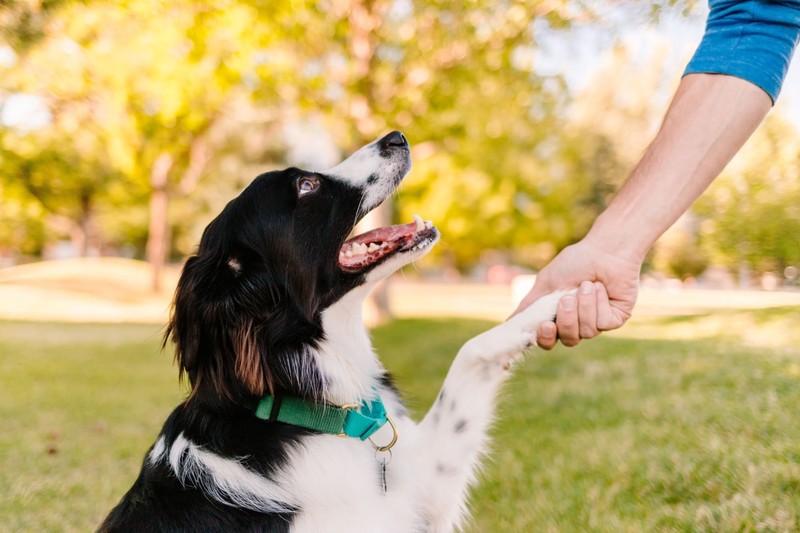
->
[511,288,578,336]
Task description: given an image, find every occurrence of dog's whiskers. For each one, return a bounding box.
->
[352,193,366,230]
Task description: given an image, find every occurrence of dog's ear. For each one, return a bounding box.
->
[165,255,207,393]
[165,253,275,402]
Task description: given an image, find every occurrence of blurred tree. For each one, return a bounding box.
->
[0,0,710,284]
[652,218,709,280]
[501,40,672,269]
[694,114,800,278]
[0,0,75,51]
[238,0,597,318]
[1,0,295,289]
[0,139,119,256]
[330,1,695,270]
[0,157,46,258]
[275,0,588,269]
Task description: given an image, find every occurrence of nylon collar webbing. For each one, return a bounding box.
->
[254,394,388,441]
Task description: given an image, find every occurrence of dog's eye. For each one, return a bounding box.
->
[297,177,320,197]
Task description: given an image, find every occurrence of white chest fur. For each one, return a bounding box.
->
[158,289,567,532]
[315,286,384,406]
[280,433,425,533]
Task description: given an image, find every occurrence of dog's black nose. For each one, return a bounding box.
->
[381,130,408,149]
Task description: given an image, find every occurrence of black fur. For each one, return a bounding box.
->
[100,406,303,532]
[100,133,410,532]
[166,167,366,408]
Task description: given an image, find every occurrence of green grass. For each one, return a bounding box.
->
[2,311,800,532]
[0,322,183,532]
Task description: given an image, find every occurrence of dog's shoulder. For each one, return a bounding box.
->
[99,402,309,532]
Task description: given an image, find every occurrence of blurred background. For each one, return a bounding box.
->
[1,0,799,324]
[2,1,800,531]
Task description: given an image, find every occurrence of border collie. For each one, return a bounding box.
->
[100,131,567,532]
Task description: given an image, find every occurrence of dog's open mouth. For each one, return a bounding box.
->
[339,214,438,273]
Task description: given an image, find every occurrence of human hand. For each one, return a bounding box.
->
[512,239,641,349]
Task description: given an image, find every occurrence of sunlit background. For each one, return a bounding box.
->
[1,0,799,320]
[2,1,800,531]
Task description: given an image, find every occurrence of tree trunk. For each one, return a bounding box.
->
[68,223,88,259]
[78,190,93,257]
[146,153,174,293]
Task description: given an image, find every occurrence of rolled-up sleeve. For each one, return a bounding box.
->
[684,0,800,103]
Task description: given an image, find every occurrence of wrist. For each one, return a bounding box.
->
[583,212,652,266]
[581,75,772,268]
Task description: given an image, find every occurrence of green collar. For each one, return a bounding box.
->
[254,394,390,441]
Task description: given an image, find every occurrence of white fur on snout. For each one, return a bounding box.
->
[361,231,441,286]
[324,139,410,211]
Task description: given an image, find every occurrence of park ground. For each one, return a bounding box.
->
[1,259,800,532]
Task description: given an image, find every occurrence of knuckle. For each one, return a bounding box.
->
[559,334,580,347]
[556,314,577,330]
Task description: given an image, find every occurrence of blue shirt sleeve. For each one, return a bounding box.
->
[684,0,800,103]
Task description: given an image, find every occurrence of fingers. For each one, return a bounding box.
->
[536,321,557,350]
[596,282,632,331]
[555,293,580,347]
[525,279,614,349]
[595,282,615,331]
[541,281,603,349]
[577,281,599,339]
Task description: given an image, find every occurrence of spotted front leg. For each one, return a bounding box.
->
[412,290,573,532]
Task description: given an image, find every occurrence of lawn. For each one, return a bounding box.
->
[2,308,799,532]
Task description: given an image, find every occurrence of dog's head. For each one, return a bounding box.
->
[166,131,438,406]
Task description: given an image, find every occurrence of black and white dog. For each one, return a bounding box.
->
[100,131,566,532]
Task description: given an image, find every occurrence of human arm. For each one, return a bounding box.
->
[516,0,800,348]
[516,73,772,347]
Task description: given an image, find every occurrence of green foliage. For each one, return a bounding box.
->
[0,0,797,276]
[1,0,292,260]
[0,174,46,256]
[694,114,800,274]
[252,0,587,267]
[0,0,74,52]
[653,221,710,280]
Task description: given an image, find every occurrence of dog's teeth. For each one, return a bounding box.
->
[345,250,353,257]
[352,243,368,255]
[368,243,379,252]
[413,214,424,232]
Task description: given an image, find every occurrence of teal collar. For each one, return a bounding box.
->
[254,394,390,441]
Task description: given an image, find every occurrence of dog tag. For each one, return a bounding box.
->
[375,449,392,494]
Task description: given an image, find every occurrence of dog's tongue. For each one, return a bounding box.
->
[346,220,420,245]
[338,215,434,271]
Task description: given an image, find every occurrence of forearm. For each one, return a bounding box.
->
[585,73,771,263]
[526,1,799,344]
